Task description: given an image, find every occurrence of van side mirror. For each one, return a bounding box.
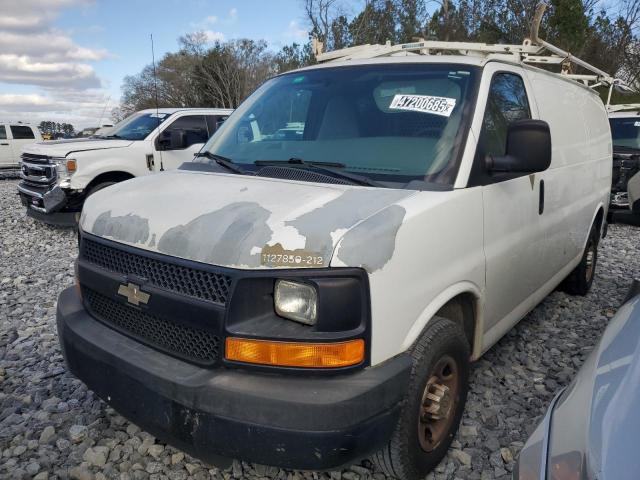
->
[157,129,187,150]
[486,119,551,174]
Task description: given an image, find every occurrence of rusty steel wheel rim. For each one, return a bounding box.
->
[418,355,459,452]
[585,243,595,282]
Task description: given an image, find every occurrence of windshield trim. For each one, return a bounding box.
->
[197,63,482,190]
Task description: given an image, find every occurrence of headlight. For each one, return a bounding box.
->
[53,157,76,179]
[274,280,317,325]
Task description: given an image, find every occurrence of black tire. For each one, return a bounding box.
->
[372,317,470,480]
[562,224,599,296]
[86,181,116,197]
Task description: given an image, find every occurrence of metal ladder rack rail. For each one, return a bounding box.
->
[607,104,640,113]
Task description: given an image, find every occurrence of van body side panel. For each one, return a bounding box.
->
[337,188,485,365]
[524,69,611,281]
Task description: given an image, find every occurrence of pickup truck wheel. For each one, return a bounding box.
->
[372,317,470,480]
[562,225,599,296]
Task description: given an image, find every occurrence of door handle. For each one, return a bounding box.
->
[0,143,8,146]
[539,179,545,215]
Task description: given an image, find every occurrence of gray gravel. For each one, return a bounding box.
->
[1,177,639,480]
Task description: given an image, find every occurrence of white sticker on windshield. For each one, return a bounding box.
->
[389,94,456,117]
[635,121,640,127]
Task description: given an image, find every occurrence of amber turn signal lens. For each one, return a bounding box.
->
[225,338,365,368]
[66,159,77,173]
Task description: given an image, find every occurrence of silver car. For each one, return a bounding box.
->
[514,281,640,480]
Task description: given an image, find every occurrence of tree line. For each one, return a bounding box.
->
[38,121,76,137]
[117,0,640,118]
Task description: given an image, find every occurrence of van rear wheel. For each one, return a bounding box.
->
[562,224,599,296]
[372,317,470,480]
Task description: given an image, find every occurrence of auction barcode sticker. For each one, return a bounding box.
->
[389,94,456,117]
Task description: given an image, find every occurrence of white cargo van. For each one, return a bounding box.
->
[57,30,612,480]
[17,108,232,225]
[0,123,42,168]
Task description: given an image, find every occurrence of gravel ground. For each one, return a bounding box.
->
[1,177,639,480]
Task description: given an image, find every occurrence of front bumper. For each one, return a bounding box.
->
[57,286,411,470]
[17,182,78,226]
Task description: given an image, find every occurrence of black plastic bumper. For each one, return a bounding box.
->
[56,287,411,470]
[25,207,78,227]
[18,182,78,227]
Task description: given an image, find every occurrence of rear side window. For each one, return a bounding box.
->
[164,115,208,148]
[10,125,35,140]
[481,73,531,157]
[0,126,6,140]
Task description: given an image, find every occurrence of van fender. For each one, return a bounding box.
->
[401,281,485,360]
[585,201,606,247]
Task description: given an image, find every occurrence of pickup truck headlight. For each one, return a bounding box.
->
[53,157,76,180]
[274,280,317,325]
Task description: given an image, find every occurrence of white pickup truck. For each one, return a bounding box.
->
[17,108,232,225]
[0,123,42,169]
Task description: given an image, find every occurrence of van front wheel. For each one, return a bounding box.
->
[372,317,470,480]
[562,225,599,296]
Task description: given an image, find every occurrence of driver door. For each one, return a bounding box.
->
[155,115,211,170]
[471,66,548,339]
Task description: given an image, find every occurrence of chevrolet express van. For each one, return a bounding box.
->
[17,108,232,225]
[57,46,611,479]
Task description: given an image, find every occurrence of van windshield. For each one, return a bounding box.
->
[199,64,479,188]
[610,117,640,151]
[102,112,171,141]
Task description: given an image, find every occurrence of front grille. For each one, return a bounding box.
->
[21,153,51,164]
[83,287,220,365]
[82,238,232,305]
[20,154,57,186]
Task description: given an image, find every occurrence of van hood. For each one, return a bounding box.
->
[23,138,134,157]
[80,170,415,270]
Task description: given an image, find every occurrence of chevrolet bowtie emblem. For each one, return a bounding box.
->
[117,282,150,306]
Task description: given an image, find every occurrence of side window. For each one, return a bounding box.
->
[206,115,229,137]
[480,73,531,157]
[0,126,6,140]
[10,125,36,140]
[163,115,208,148]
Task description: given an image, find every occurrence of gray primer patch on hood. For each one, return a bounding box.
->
[286,189,412,257]
[157,202,272,268]
[336,205,406,272]
[92,211,150,245]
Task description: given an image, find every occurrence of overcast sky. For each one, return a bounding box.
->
[0,0,309,129]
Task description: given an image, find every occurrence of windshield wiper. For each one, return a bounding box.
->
[254,158,383,187]
[195,151,247,175]
[104,134,123,139]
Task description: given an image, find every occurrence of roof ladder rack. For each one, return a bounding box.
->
[313,2,630,91]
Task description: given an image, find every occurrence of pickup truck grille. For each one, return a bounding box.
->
[83,287,221,365]
[20,154,57,186]
[82,238,232,305]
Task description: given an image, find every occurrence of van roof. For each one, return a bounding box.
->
[288,54,602,96]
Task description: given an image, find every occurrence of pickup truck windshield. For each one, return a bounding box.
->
[610,117,640,151]
[199,64,479,187]
[104,112,171,141]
